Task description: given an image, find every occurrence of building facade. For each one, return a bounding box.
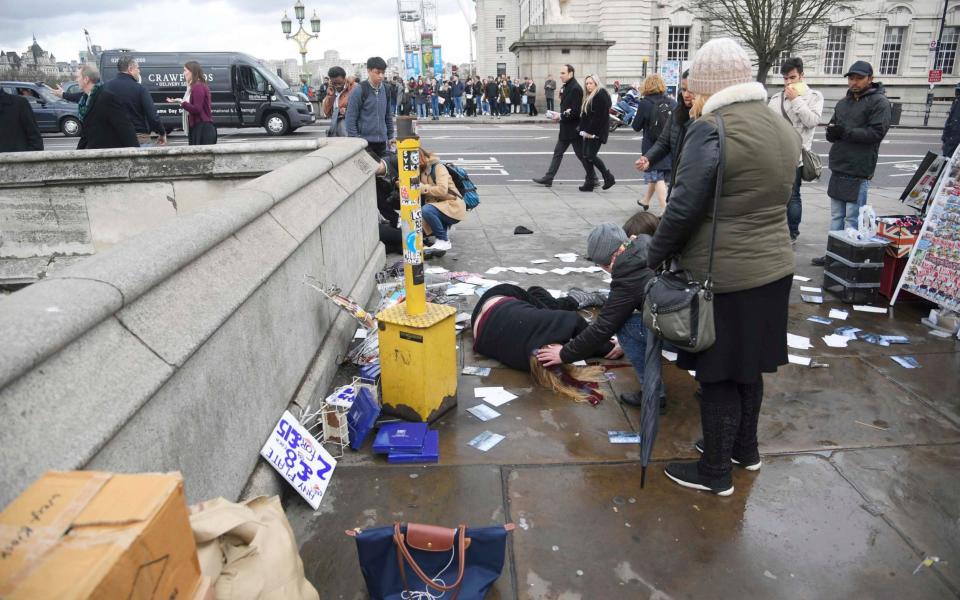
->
[479,0,960,121]
[476,0,521,78]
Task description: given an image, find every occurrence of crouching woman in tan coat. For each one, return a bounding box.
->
[419,148,466,253]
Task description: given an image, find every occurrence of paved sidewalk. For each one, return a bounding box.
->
[289,183,960,599]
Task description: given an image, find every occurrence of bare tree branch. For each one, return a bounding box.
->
[694,0,861,82]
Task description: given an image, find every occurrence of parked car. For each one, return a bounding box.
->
[98,50,316,135]
[0,81,82,136]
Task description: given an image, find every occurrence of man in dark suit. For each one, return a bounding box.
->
[533,64,596,187]
[0,87,43,152]
[74,65,139,150]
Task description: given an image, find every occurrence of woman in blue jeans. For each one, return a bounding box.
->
[536,219,665,410]
[419,148,466,253]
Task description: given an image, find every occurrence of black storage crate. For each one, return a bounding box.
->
[825,231,886,265]
[824,251,883,285]
[823,270,881,304]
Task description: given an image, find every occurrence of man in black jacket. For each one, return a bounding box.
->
[74,65,139,150]
[533,64,596,187]
[0,87,43,152]
[813,61,891,266]
[942,83,960,158]
[536,222,664,409]
[103,56,167,146]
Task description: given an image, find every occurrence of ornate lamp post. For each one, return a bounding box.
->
[281,1,321,85]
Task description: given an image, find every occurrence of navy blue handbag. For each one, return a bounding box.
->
[347,522,515,599]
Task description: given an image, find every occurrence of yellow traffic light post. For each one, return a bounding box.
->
[376,124,458,422]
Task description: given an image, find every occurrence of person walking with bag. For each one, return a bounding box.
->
[166,61,216,145]
[636,71,694,201]
[646,38,800,496]
[577,74,615,192]
[631,74,676,210]
[532,64,596,188]
[767,57,824,243]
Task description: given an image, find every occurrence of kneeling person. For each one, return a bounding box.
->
[420,148,465,253]
[536,221,665,409]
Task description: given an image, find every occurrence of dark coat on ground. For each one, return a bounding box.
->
[76,88,139,150]
[645,102,692,185]
[558,78,584,141]
[472,284,613,371]
[648,82,799,294]
[632,93,678,172]
[578,88,612,144]
[560,235,656,363]
[827,82,892,179]
[0,89,43,152]
[943,96,960,157]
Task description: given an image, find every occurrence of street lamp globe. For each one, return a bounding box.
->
[294,0,305,21]
[310,11,321,33]
[281,12,292,34]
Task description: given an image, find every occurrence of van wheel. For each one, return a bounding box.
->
[61,116,82,137]
[264,113,289,136]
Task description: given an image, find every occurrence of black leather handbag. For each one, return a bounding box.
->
[642,114,726,353]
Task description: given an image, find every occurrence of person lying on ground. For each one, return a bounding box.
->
[535,221,666,410]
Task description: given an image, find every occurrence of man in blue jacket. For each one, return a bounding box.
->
[103,56,166,147]
[345,56,396,159]
[451,75,465,117]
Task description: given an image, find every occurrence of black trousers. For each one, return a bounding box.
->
[581,137,610,180]
[544,136,597,183]
[188,121,217,145]
[698,378,764,479]
[528,100,538,116]
[546,98,555,111]
[367,142,387,160]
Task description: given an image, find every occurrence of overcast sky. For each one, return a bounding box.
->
[0,0,473,66]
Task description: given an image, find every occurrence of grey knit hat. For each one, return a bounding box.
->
[687,38,753,95]
[586,223,628,266]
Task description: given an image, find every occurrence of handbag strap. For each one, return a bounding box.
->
[393,523,467,598]
[704,113,726,291]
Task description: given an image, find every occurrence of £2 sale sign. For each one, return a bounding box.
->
[261,411,337,510]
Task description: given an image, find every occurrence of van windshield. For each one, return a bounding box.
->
[258,68,290,94]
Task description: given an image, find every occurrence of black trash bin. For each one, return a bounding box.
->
[891,102,903,126]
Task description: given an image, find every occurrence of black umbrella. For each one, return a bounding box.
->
[637,333,666,488]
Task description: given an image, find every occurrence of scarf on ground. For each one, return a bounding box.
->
[78,83,101,121]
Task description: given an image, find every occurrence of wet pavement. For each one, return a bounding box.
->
[286,182,960,599]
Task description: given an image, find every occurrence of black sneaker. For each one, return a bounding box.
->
[602,173,616,190]
[619,392,642,407]
[811,256,826,267]
[567,288,606,308]
[664,461,734,496]
[694,439,762,471]
[578,183,595,192]
[532,177,553,187]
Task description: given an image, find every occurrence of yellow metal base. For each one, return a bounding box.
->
[376,302,458,423]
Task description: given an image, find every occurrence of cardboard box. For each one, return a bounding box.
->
[0,471,201,600]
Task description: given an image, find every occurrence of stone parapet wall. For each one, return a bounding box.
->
[0,138,385,506]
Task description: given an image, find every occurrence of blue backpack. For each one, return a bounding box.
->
[432,162,481,210]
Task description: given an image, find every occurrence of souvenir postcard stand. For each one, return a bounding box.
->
[314,377,380,458]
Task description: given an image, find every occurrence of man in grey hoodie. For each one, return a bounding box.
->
[345,56,396,159]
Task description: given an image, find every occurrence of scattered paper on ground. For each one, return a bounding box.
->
[571,360,587,366]
[426,266,449,274]
[801,294,824,304]
[469,431,505,451]
[800,286,822,293]
[608,431,642,444]
[446,283,477,296]
[891,356,920,369]
[531,259,550,264]
[808,316,832,325]
[662,350,678,361]
[555,253,578,263]
[548,289,563,299]
[854,305,887,314]
[462,366,491,376]
[929,329,953,338]
[787,333,813,350]
[467,404,501,421]
[354,328,368,339]
[793,275,812,282]
[788,354,812,366]
[822,334,850,348]
[474,386,518,407]
[485,267,508,275]
[829,309,849,320]
[456,312,471,324]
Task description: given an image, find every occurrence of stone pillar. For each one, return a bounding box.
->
[510,24,616,112]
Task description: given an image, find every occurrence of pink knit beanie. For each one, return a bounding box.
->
[687,38,754,95]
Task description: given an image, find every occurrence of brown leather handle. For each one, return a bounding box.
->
[393,522,467,597]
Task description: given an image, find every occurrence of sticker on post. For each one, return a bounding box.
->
[260,410,337,510]
[401,210,423,266]
[402,149,420,172]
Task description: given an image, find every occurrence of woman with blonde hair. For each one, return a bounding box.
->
[632,73,677,211]
[418,147,465,253]
[577,74,615,191]
[647,38,800,496]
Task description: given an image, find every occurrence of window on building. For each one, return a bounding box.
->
[653,26,660,69]
[497,62,507,76]
[496,14,505,29]
[936,27,960,74]
[496,37,506,53]
[823,26,849,75]
[879,26,905,75]
[667,26,691,62]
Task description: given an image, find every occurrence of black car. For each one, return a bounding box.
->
[0,81,82,136]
